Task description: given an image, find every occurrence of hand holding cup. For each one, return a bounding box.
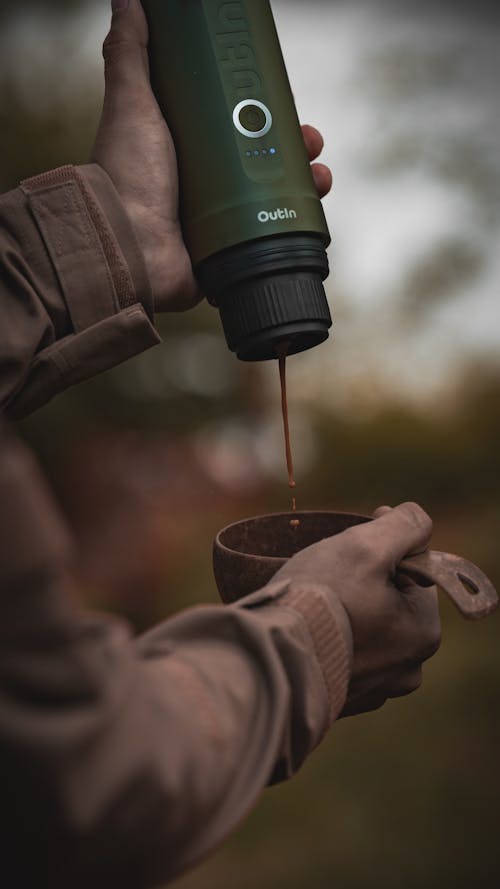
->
[213,503,497,717]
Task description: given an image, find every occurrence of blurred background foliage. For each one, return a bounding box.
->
[1,1,499,888]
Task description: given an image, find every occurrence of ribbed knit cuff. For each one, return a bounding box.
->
[281,582,353,724]
[240,578,354,727]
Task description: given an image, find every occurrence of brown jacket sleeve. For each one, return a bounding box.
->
[0,164,160,419]
[0,426,352,889]
[0,166,353,887]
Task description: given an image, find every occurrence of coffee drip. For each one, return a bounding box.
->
[277,344,300,528]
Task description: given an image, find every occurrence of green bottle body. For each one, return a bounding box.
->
[142,0,332,360]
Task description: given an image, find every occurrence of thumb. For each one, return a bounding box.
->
[361,501,433,566]
[103,0,150,96]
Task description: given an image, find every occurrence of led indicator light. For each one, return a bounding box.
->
[245,150,252,157]
[253,149,260,157]
[269,147,277,155]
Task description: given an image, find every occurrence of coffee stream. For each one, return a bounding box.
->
[277,347,301,529]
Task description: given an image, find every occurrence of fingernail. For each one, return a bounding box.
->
[112,0,129,12]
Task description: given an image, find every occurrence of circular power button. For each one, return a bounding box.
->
[233,100,273,139]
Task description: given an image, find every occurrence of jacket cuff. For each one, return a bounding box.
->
[280,582,353,724]
[7,305,159,420]
[8,165,161,418]
[79,164,155,321]
[21,164,154,328]
[239,579,353,727]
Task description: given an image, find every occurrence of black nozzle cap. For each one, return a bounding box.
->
[218,272,332,361]
[198,234,332,361]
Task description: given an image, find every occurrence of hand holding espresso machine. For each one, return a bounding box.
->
[141,0,332,361]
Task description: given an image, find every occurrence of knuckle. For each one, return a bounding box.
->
[103,35,121,66]
[405,669,423,693]
[411,613,441,662]
[342,526,376,561]
[102,30,116,58]
[403,595,442,662]
[421,626,442,661]
[401,501,433,536]
[103,37,127,66]
[373,505,392,518]
[103,32,140,63]
[389,668,423,698]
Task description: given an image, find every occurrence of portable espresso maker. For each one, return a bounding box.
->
[141,0,332,360]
